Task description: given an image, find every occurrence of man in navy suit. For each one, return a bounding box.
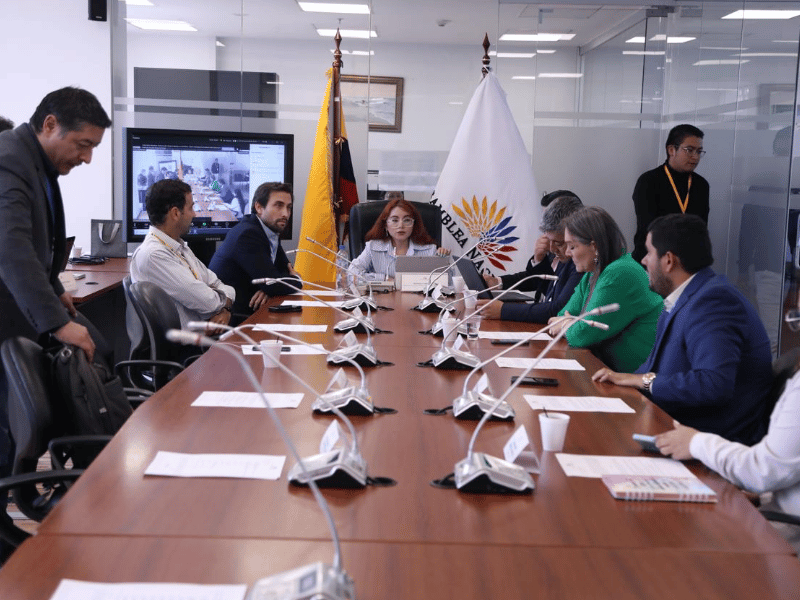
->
[478,192,583,323]
[593,214,772,445]
[210,182,301,324]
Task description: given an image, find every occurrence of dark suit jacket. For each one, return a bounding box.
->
[209,214,301,321]
[500,258,581,324]
[0,124,70,342]
[636,268,773,445]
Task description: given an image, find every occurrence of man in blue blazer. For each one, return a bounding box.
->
[479,193,583,323]
[210,182,301,324]
[593,214,772,445]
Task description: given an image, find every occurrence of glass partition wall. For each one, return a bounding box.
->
[111,0,800,354]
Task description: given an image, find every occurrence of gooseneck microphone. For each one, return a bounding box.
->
[428,273,560,370]
[446,303,620,494]
[165,328,355,599]
[252,276,383,367]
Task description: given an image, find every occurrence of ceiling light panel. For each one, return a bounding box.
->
[298,2,370,14]
[125,18,197,31]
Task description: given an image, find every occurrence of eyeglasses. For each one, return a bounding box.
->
[387,217,415,227]
[677,146,706,157]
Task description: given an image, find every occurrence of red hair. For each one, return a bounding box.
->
[364,199,436,245]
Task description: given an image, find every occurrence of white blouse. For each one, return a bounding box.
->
[349,238,436,280]
[690,369,800,517]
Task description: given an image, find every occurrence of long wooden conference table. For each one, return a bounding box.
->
[1,289,799,598]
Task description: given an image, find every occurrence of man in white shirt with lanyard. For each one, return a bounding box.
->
[130,179,235,330]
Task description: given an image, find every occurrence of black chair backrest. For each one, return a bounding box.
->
[129,281,184,364]
[0,337,58,478]
[123,275,153,361]
[348,201,442,259]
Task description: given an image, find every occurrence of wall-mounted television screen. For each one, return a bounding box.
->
[125,128,294,243]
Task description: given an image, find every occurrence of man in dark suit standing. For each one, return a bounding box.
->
[593,214,772,446]
[210,182,302,324]
[0,87,111,561]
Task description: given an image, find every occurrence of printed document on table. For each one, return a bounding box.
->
[49,580,247,600]
[281,300,347,308]
[301,289,342,297]
[242,344,326,356]
[555,454,694,478]
[145,451,286,480]
[496,357,585,370]
[253,323,328,333]
[478,331,552,341]
[192,391,304,409]
[525,395,634,413]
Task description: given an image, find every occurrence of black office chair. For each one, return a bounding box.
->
[348,201,442,259]
[128,281,200,382]
[0,337,110,547]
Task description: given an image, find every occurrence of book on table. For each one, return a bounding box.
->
[601,474,718,503]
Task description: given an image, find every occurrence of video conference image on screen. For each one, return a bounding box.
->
[127,129,293,241]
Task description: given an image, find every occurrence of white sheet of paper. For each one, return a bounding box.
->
[303,289,342,297]
[524,395,635,413]
[555,454,695,478]
[253,324,328,333]
[145,451,286,480]
[474,373,490,395]
[478,331,552,341]
[320,420,347,454]
[242,344,326,356]
[282,300,347,308]
[495,357,585,371]
[453,334,466,351]
[192,391,303,409]
[503,425,531,463]
[49,580,247,600]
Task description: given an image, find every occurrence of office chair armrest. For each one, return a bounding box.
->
[760,509,800,527]
[115,359,185,391]
[48,435,112,470]
[0,470,83,547]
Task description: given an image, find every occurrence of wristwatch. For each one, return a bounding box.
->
[641,372,656,393]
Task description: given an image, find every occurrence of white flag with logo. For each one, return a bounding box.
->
[431,72,541,275]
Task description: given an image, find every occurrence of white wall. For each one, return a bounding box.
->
[1,0,112,252]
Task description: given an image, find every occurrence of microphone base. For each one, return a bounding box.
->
[333,318,376,334]
[431,347,480,369]
[414,297,454,313]
[454,452,535,494]
[341,297,378,312]
[328,345,379,367]
[452,391,515,421]
[313,386,374,416]
[246,561,356,600]
[288,449,368,489]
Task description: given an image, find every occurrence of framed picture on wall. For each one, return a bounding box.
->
[340,75,404,133]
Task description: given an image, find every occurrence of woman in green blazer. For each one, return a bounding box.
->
[546,206,663,372]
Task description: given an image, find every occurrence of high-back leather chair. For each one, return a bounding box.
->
[348,201,442,259]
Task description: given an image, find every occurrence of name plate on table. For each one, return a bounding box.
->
[398,272,433,292]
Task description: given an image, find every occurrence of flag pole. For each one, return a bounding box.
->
[332,29,345,244]
[482,33,491,78]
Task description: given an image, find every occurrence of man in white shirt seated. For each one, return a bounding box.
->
[130,179,235,331]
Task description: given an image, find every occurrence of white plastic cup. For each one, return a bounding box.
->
[539,412,570,452]
[73,246,83,258]
[441,316,459,341]
[452,275,466,294]
[465,314,482,339]
[463,291,478,311]
[259,340,282,369]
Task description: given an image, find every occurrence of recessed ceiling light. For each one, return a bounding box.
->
[693,59,749,66]
[124,0,153,5]
[623,51,666,56]
[317,28,375,38]
[537,49,556,54]
[299,2,370,14]
[723,10,800,20]
[626,37,646,44]
[512,76,537,80]
[216,40,225,47]
[698,88,739,92]
[538,73,583,78]
[499,33,575,42]
[737,52,796,57]
[489,51,536,58]
[448,101,464,105]
[700,47,748,51]
[649,35,696,43]
[329,49,375,55]
[125,18,197,31]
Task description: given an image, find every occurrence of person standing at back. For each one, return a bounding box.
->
[0,87,111,563]
[631,124,709,262]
